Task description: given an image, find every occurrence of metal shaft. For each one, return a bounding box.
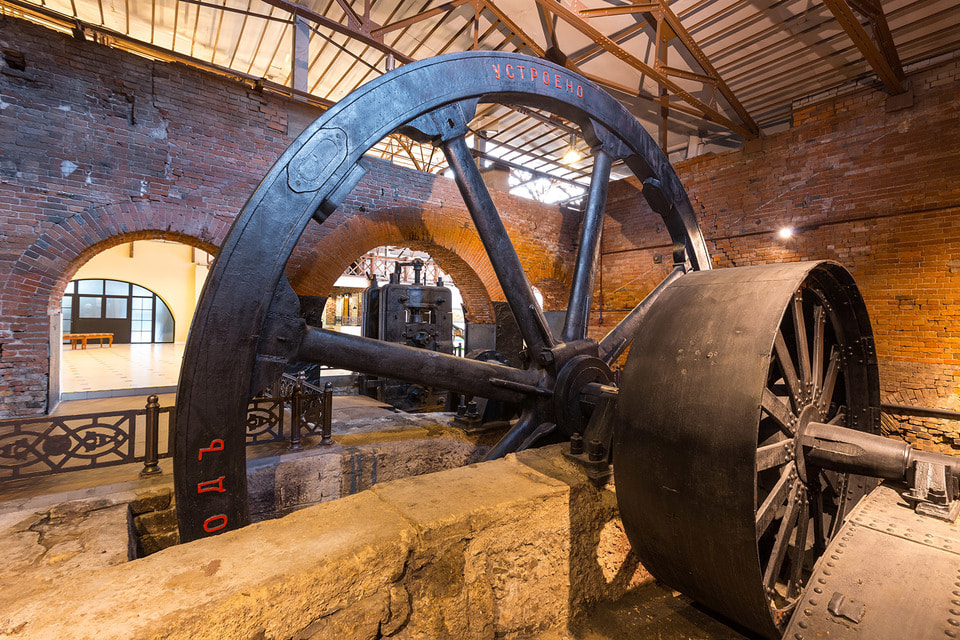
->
[298,326,541,404]
[802,421,960,482]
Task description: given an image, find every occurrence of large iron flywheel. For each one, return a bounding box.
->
[614,261,881,639]
[174,51,711,543]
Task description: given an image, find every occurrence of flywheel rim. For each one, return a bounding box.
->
[174,51,711,542]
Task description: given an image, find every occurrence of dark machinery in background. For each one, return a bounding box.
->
[175,52,960,639]
[358,259,453,411]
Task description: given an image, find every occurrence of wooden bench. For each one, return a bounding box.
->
[63,332,114,349]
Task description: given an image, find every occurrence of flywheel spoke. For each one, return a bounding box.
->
[562,148,612,343]
[817,346,840,415]
[598,265,685,365]
[757,462,796,537]
[828,473,850,539]
[761,387,797,437]
[774,330,802,410]
[791,292,811,392]
[786,493,810,599]
[810,472,828,555]
[762,478,802,594]
[811,304,826,401]
[484,408,542,461]
[757,439,793,472]
[442,134,556,354]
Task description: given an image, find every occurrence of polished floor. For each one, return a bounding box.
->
[60,341,353,400]
[61,342,185,398]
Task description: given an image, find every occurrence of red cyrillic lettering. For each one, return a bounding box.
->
[197,476,226,494]
[517,65,525,79]
[566,79,574,92]
[556,74,562,89]
[203,514,228,533]
[577,85,583,98]
[543,71,550,85]
[530,68,538,81]
[198,439,224,461]
[506,64,514,79]
[492,63,501,79]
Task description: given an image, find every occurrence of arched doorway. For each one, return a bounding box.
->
[58,239,213,400]
[62,279,175,344]
[326,245,468,355]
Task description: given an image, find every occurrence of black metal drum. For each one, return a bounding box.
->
[614,261,881,639]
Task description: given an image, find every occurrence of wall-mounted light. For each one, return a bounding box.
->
[778,226,795,239]
[562,133,582,165]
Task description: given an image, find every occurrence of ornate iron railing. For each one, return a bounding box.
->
[0,375,334,482]
[249,373,334,450]
[344,254,444,284]
[0,397,175,481]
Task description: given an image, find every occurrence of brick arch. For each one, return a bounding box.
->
[290,228,493,324]
[531,277,569,312]
[0,199,227,417]
[288,204,572,325]
[55,231,219,312]
[8,200,224,317]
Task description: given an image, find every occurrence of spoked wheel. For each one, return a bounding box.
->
[614,261,880,639]
[174,51,712,542]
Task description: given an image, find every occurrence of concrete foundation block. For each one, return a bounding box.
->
[0,445,645,640]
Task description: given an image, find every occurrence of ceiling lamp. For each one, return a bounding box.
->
[562,133,582,165]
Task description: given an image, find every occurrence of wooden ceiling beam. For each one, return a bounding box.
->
[533,0,757,139]
[481,0,547,57]
[655,0,759,136]
[821,0,905,94]
[371,0,472,37]
[260,0,414,64]
[575,0,758,136]
[577,4,658,18]
[847,0,904,82]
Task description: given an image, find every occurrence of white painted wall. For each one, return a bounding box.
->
[72,240,211,342]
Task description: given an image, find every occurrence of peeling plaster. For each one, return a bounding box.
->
[149,120,168,140]
[60,160,78,178]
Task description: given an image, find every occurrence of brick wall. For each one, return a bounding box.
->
[597,54,960,451]
[3,12,960,455]
[0,16,573,417]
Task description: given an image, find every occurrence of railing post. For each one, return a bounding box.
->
[320,381,334,446]
[289,371,304,451]
[140,394,162,477]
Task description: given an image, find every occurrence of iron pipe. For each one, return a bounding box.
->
[881,403,960,421]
